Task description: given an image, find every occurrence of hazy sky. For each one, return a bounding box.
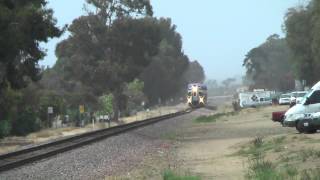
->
[42,0,304,81]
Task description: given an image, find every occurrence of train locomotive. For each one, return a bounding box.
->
[187,83,208,107]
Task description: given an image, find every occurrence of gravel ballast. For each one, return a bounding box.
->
[0,109,211,180]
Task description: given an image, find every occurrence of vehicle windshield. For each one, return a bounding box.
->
[297,92,306,97]
[280,94,291,98]
[300,90,313,104]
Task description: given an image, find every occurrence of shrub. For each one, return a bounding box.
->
[12,108,40,136]
[0,120,12,138]
[163,169,201,180]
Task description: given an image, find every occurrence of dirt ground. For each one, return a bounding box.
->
[119,105,298,180]
[176,105,293,180]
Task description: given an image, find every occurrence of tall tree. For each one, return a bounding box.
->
[0,0,63,119]
[140,18,191,104]
[182,60,205,84]
[0,0,63,91]
[243,34,294,91]
[55,0,161,120]
[284,5,314,85]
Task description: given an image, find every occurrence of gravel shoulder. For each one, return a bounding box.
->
[0,109,208,180]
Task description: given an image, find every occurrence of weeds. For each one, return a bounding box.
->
[162,132,179,141]
[246,157,281,180]
[237,136,285,157]
[300,169,320,180]
[194,111,238,123]
[298,149,320,162]
[240,135,320,179]
[163,169,201,180]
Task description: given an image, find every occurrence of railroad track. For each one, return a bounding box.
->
[0,109,191,172]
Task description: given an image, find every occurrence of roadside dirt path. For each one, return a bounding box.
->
[176,105,294,179]
[105,105,296,180]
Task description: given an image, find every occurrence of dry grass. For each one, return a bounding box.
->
[121,103,187,124]
[237,133,320,179]
[0,104,187,155]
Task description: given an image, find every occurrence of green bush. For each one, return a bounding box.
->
[163,170,201,180]
[12,108,40,136]
[0,120,12,138]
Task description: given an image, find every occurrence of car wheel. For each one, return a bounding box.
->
[298,119,317,134]
[296,120,305,133]
[301,119,317,134]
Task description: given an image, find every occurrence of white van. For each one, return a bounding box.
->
[283,81,320,128]
[239,91,273,108]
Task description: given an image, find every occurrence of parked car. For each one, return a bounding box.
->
[289,91,308,107]
[278,93,291,105]
[272,110,287,124]
[283,81,320,130]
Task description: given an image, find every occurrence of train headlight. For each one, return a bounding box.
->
[187,97,192,104]
[199,96,205,104]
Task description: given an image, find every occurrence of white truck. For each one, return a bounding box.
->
[239,91,273,108]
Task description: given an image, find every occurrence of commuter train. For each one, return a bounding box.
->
[187,83,208,107]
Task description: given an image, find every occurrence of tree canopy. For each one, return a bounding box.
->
[284,0,320,85]
[55,0,161,120]
[0,0,63,119]
[243,34,294,91]
[0,0,63,91]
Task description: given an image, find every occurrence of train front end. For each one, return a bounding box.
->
[187,83,207,108]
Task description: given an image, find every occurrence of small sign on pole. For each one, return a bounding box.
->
[79,105,85,114]
[48,107,53,114]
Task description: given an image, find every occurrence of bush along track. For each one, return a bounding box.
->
[194,111,238,123]
[236,135,320,179]
[163,169,201,180]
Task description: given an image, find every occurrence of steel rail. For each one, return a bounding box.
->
[0,109,191,172]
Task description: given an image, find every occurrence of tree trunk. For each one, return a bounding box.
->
[113,92,120,121]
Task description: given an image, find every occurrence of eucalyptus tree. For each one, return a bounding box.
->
[284,0,320,85]
[243,35,294,91]
[55,0,161,120]
[0,0,63,118]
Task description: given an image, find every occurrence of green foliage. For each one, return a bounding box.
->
[86,0,153,26]
[0,87,22,120]
[12,108,40,136]
[194,112,238,123]
[66,108,80,123]
[163,170,201,180]
[38,91,66,123]
[0,120,12,138]
[246,158,281,180]
[243,35,294,91]
[99,94,114,115]
[0,0,64,91]
[140,18,204,104]
[237,136,286,157]
[124,79,146,114]
[183,61,205,84]
[55,9,162,120]
[284,0,320,85]
[127,79,144,93]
